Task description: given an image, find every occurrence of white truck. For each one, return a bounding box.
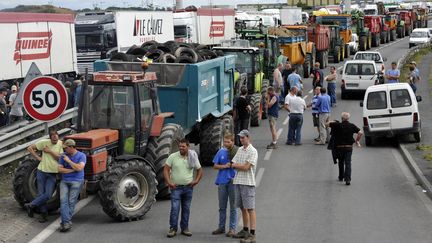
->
[280,8,303,25]
[174,8,236,45]
[75,11,174,73]
[0,12,78,83]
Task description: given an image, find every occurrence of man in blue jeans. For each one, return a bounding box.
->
[286,90,306,145]
[212,133,238,237]
[26,130,63,223]
[57,139,86,232]
[325,66,338,107]
[164,138,203,238]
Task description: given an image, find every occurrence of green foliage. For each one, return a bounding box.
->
[1,4,74,14]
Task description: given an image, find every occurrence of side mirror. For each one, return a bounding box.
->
[360,101,364,107]
[383,57,387,62]
[416,95,422,102]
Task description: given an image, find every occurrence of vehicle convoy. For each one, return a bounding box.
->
[174,7,235,45]
[384,14,398,41]
[351,10,372,51]
[409,28,431,48]
[340,60,381,99]
[75,11,174,73]
[394,10,413,38]
[361,83,422,146]
[364,15,387,47]
[307,24,330,68]
[0,12,77,83]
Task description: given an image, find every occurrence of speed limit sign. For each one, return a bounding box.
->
[22,76,68,122]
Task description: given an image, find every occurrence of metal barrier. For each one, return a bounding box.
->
[397,42,432,70]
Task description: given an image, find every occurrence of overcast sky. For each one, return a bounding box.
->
[0,0,287,10]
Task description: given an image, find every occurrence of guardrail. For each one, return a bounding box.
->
[0,107,78,167]
[397,42,432,70]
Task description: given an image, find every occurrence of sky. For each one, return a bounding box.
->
[0,0,287,10]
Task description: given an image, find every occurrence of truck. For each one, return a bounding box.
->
[307,24,331,69]
[364,15,385,47]
[0,12,77,83]
[314,14,352,59]
[351,10,373,51]
[174,8,236,45]
[394,10,413,37]
[75,11,174,74]
[385,14,398,41]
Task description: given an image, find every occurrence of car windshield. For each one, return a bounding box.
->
[354,53,382,62]
[76,34,103,50]
[174,25,188,37]
[411,31,428,38]
[345,63,375,75]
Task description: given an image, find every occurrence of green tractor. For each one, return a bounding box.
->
[328,25,345,63]
[351,10,372,51]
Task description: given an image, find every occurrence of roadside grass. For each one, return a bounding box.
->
[400,48,431,82]
[416,144,432,165]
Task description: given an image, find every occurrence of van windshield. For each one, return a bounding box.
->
[367,91,387,110]
[345,63,375,75]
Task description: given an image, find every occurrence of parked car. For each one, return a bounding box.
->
[409,28,431,48]
[341,60,381,99]
[361,83,422,146]
[353,51,386,83]
[349,33,359,54]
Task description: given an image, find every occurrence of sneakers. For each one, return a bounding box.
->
[266,143,277,149]
[167,228,177,238]
[241,234,256,243]
[226,229,235,237]
[212,228,225,235]
[233,229,249,239]
[59,223,72,233]
[314,137,321,142]
[24,203,34,218]
[181,229,193,237]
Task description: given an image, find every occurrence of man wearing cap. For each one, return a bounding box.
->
[231,130,258,243]
[0,87,7,127]
[57,139,86,232]
[385,62,400,84]
[8,85,23,123]
[411,61,420,81]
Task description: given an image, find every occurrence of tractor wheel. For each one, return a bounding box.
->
[222,114,235,135]
[367,34,372,50]
[391,29,396,41]
[340,46,345,61]
[145,124,184,199]
[359,36,367,51]
[261,79,269,120]
[200,118,226,166]
[365,136,372,146]
[249,93,262,127]
[12,159,60,212]
[372,33,379,47]
[386,31,390,43]
[303,55,312,78]
[380,32,386,44]
[344,44,350,58]
[333,46,340,63]
[99,158,157,221]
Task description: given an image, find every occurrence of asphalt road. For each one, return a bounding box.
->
[12,26,432,243]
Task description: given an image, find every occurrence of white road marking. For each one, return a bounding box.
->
[303,95,308,100]
[264,128,283,160]
[276,128,283,139]
[308,89,313,94]
[283,115,289,125]
[29,195,96,243]
[337,66,343,71]
[255,168,265,187]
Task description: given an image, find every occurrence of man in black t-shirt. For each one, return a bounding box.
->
[281,63,293,98]
[328,112,363,185]
[233,86,251,145]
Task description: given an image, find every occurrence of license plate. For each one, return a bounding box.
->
[346,83,359,87]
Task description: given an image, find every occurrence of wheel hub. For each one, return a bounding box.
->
[116,173,149,211]
[124,183,139,198]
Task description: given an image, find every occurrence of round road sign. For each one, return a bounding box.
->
[22,76,68,122]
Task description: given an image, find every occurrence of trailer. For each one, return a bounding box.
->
[307,24,330,69]
[314,14,352,59]
[364,15,383,47]
[0,12,77,83]
[93,56,235,166]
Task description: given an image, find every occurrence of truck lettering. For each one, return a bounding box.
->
[13,31,52,64]
[209,21,225,37]
[134,16,163,37]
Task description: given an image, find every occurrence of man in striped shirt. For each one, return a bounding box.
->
[308,86,321,142]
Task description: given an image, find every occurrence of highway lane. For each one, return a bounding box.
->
[13,23,432,243]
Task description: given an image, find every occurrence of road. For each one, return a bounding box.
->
[11,26,432,243]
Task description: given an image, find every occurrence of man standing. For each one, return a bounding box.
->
[234,86,251,145]
[385,62,400,84]
[212,133,238,237]
[286,90,306,146]
[310,62,324,88]
[308,86,321,142]
[273,63,284,96]
[0,87,7,127]
[328,112,363,185]
[25,130,63,222]
[8,85,23,123]
[409,65,419,94]
[231,130,258,243]
[266,87,279,149]
[57,139,86,232]
[315,87,331,145]
[288,68,303,91]
[164,139,203,238]
[411,61,420,80]
[325,66,338,107]
[282,63,293,97]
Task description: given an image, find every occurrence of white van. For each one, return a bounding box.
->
[409,28,431,48]
[361,83,422,146]
[341,60,380,99]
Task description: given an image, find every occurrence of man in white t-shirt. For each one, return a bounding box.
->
[285,90,306,145]
[8,85,23,123]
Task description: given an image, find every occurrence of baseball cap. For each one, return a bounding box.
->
[63,139,76,148]
[238,129,250,137]
[11,85,17,91]
[410,61,416,65]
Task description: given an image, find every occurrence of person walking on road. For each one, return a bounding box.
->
[212,133,238,237]
[234,86,251,145]
[8,85,23,123]
[288,67,303,91]
[325,66,338,107]
[385,62,400,84]
[315,87,331,145]
[286,90,306,146]
[0,87,8,127]
[25,130,63,222]
[266,86,280,149]
[282,63,293,97]
[231,130,258,243]
[57,139,86,232]
[164,139,203,238]
[310,62,324,88]
[308,86,321,142]
[327,112,363,185]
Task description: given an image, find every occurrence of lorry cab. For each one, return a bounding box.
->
[341,60,378,99]
[361,83,422,145]
[409,28,431,48]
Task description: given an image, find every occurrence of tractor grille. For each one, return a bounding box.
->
[75,139,92,149]
[84,156,93,175]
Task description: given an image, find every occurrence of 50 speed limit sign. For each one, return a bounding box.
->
[23,76,68,122]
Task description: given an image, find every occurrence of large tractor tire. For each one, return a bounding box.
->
[145,124,184,199]
[380,32,386,44]
[367,33,372,50]
[359,36,367,51]
[261,79,269,120]
[303,54,312,78]
[344,44,350,58]
[99,158,157,221]
[249,93,262,127]
[222,114,235,135]
[333,46,340,63]
[200,118,226,166]
[13,159,60,212]
[372,33,379,47]
[397,27,403,38]
[340,46,345,61]
[390,29,396,41]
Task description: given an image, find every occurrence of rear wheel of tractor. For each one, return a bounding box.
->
[344,44,350,58]
[222,115,235,135]
[333,46,340,63]
[372,33,378,47]
[359,36,366,51]
[387,31,390,43]
[367,34,372,50]
[250,93,262,127]
[261,79,269,120]
[414,131,421,143]
[99,159,157,221]
[365,136,372,146]
[200,118,226,166]
[380,32,385,44]
[340,46,345,61]
[303,55,311,78]
[391,29,396,41]
[145,124,184,199]
[12,159,60,212]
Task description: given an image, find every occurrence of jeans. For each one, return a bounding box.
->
[60,180,83,225]
[327,82,337,105]
[337,149,353,181]
[31,170,57,213]
[169,185,193,231]
[287,113,303,144]
[319,113,330,143]
[218,182,237,230]
[409,83,417,94]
